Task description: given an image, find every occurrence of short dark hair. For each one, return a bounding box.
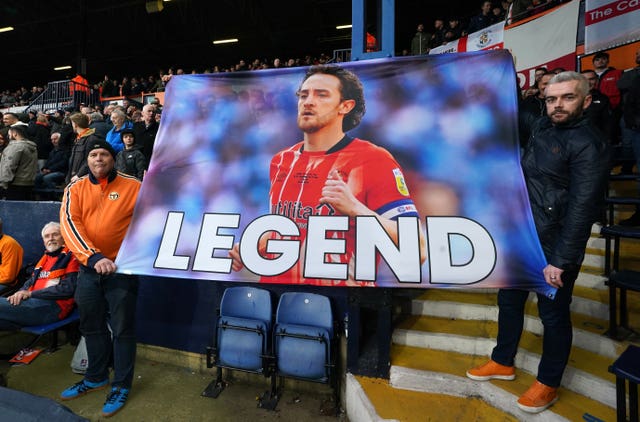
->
[9,125,28,139]
[593,51,609,61]
[299,64,366,132]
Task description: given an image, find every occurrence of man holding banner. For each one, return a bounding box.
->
[230,64,425,286]
[467,72,610,413]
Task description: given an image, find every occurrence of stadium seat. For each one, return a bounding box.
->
[600,225,640,339]
[203,286,272,399]
[609,345,640,422]
[274,292,334,382]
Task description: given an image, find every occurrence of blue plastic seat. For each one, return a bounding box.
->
[274,292,333,382]
[216,286,272,371]
[203,286,272,399]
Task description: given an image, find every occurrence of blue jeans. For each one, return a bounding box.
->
[75,267,138,389]
[35,172,66,189]
[0,297,61,331]
[491,266,578,387]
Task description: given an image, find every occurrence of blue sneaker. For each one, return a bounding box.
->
[102,387,130,417]
[60,379,109,401]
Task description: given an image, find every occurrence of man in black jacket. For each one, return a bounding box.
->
[133,104,158,166]
[467,72,610,413]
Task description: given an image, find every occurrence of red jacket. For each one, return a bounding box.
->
[597,68,623,110]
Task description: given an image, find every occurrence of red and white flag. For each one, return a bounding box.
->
[585,0,640,54]
[503,0,580,89]
[430,22,504,55]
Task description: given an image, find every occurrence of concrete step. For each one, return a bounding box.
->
[392,316,618,408]
[384,347,616,422]
[345,372,519,422]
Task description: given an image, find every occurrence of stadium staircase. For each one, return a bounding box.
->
[346,177,640,421]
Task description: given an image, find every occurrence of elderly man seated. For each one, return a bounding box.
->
[0,222,78,330]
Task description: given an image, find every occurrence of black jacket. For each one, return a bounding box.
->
[133,120,159,166]
[42,147,69,174]
[521,116,609,270]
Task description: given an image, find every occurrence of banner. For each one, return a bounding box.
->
[504,0,581,89]
[585,0,640,54]
[116,51,553,297]
[430,22,504,55]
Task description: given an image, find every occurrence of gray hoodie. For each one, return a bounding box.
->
[0,139,38,189]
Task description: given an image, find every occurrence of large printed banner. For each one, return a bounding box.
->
[116,51,554,297]
[585,0,640,54]
[504,0,580,89]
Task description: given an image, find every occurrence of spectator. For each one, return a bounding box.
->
[115,129,146,180]
[467,1,496,34]
[100,75,115,98]
[0,218,24,295]
[66,112,102,184]
[467,72,609,414]
[0,222,78,330]
[519,72,553,147]
[2,112,28,128]
[592,51,623,111]
[581,70,614,143]
[70,74,90,110]
[0,125,38,200]
[59,139,141,418]
[130,77,142,95]
[88,112,110,138]
[618,57,640,226]
[120,77,132,97]
[446,17,463,41]
[133,104,159,164]
[105,109,133,154]
[410,23,430,55]
[430,18,446,48]
[617,47,640,175]
[505,0,533,25]
[0,128,9,154]
[29,113,52,170]
[35,132,68,190]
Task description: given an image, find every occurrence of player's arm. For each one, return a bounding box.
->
[320,169,426,264]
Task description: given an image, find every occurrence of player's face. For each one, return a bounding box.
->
[545,80,591,126]
[42,227,63,252]
[296,73,347,134]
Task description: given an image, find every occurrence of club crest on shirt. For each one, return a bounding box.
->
[109,192,120,201]
[392,168,409,196]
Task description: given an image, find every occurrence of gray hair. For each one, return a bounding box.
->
[41,221,61,238]
[548,71,590,97]
[90,112,104,122]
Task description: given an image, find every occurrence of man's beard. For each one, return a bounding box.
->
[45,242,61,253]
[550,107,583,126]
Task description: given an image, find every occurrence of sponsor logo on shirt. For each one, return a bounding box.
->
[393,168,410,196]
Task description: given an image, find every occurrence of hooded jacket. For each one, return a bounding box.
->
[0,138,38,189]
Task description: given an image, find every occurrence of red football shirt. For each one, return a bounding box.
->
[263,137,418,286]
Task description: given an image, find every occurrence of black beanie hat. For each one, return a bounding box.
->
[86,139,117,159]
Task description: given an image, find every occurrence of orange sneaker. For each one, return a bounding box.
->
[517,380,558,413]
[465,360,516,381]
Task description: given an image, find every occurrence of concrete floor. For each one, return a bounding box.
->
[0,333,343,421]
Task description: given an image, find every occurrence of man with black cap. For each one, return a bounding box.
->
[59,138,141,418]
